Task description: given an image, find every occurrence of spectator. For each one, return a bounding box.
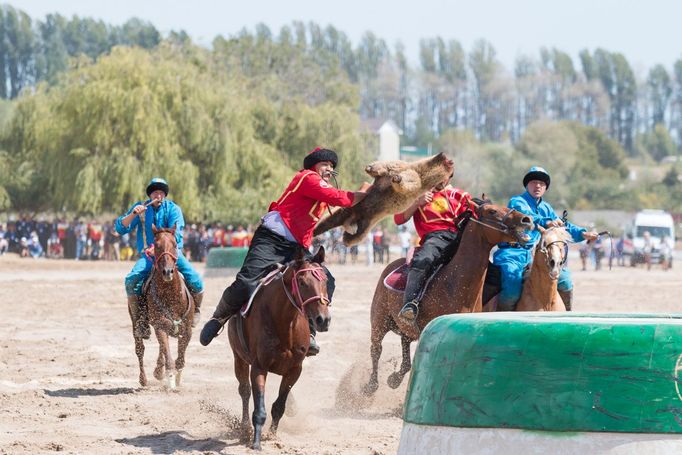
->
[74,220,87,260]
[0,223,8,255]
[372,227,384,264]
[27,231,43,258]
[399,226,412,257]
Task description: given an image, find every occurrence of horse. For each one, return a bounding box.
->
[515,226,570,311]
[132,225,194,388]
[363,198,534,395]
[227,246,329,450]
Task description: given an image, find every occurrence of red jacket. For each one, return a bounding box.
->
[394,186,471,245]
[269,170,355,247]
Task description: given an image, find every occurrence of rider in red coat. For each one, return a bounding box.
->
[200,148,366,354]
[394,174,472,322]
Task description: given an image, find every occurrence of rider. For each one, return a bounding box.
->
[115,178,205,338]
[395,172,472,322]
[200,147,367,354]
[492,166,598,311]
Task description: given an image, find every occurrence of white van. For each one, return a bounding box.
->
[622,210,675,266]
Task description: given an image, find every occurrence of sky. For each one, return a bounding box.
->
[16,0,682,76]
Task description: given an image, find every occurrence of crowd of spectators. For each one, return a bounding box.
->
[1,214,421,266]
[0,215,255,263]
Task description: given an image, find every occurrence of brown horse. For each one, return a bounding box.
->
[364,199,534,395]
[515,226,570,311]
[133,226,194,388]
[228,246,329,450]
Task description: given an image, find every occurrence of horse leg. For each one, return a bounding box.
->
[270,364,302,436]
[134,337,147,387]
[233,351,251,439]
[175,324,191,387]
[153,329,166,381]
[159,329,177,390]
[387,335,412,389]
[250,366,268,450]
[363,321,389,396]
[130,301,147,386]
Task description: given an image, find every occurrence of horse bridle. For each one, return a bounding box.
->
[154,250,178,270]
[537,228,568,269]
[464,199,519,237]
[281,265,330,315]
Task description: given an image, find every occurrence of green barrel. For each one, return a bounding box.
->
[205,247,248,269]
[404,313,682,434]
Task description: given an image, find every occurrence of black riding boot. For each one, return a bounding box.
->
[399,267,427,322]
[191,291,203,328]
[559,289,573,311]
[128,295,150,339]
[307,319,319,356]
[200,288,243,346]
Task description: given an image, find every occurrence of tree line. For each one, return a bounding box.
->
[1,5,681,221]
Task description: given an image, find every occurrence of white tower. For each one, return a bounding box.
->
[378,120,402,162]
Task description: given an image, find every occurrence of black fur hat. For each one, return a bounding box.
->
[303,147,338,170]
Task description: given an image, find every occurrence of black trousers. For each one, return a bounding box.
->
[211,225,335,321]
[404,230,459,305]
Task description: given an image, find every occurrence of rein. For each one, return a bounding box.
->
[466,202,518,236]
[281,265,330,315]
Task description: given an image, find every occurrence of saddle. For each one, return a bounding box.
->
[382,249,442,297]
[240,263,285,317]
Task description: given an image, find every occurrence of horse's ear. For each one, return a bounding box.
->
[537,224,546,234]
[312,245,325,264]
[152,223,158,234]
[468,198,480,211]
[481,193,486,201]
[170,223,177,236]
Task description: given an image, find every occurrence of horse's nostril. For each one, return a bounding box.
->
[316,315,324,326]
[522,217,531,224]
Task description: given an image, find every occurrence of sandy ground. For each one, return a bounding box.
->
[1,250,681,455]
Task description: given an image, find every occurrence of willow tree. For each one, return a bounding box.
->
[3,41,370,223]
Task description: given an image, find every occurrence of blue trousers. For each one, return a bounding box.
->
[125,252,204,296]
[493,247,573,311]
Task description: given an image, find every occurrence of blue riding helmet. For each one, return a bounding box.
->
[523,166,551,189]
[146,177,169,196]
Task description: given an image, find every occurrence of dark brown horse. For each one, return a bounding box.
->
[133,225,194,388]
[228,246,329,450]
[364,199,534,395]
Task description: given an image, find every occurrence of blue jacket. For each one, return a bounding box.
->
[115,200,185,253]
[498,191,585,251]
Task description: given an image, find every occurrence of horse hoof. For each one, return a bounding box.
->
[251,442,262,451]
[362,381,379,396]
[175,370,182,387]
[387,372,404,389]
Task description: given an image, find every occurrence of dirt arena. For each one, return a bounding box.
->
[1,251,681,454]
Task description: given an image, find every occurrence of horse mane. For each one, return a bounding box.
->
[154,227,176,234]
[544,226,572,243]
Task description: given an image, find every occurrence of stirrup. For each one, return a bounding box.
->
[399,301,419,322]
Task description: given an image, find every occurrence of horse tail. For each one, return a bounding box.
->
[313,208,351,237]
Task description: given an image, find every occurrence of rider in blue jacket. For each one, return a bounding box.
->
[492,167,597,311]
[115,178,204,338]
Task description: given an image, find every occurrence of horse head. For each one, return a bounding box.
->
[468,197,534,245]
[152,224,178,282]
[290,246,331,332]
[535,226,570,280]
